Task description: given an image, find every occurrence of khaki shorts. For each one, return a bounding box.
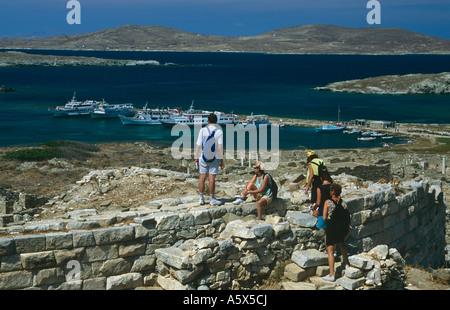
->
[257,194,273,206]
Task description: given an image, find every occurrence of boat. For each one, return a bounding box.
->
[343,128,362,135]
[119,104,179,125]
[370,132,386,137]
[383,143,391,148]
[315,125,346,133]
[50,92,101,117]
[381,136,394,140]
[315,105,346,133]
[159,101,239,128]
[357,137,376,141]
[237,113,271,129]
[91,101,136,119]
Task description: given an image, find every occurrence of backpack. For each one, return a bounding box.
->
[311,159,332,186]
[201,126,216,162]
[264,173,278,199]
[330,199,350,228]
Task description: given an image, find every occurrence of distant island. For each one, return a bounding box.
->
[314,72,450,95]
[0,24,449,55]
[0,51,165,67]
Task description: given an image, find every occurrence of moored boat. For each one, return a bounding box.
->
[120,104,179,125]
[237,113,271,129]
[315,125,346,133]
[357,136,376,141]
[91,102,135,119]
[159,102,239,127]
[50,92,101,117]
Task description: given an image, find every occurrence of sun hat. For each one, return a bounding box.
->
[252,161,264,170]
[307,150,316,158]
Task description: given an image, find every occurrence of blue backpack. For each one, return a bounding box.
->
[202,126,216,162]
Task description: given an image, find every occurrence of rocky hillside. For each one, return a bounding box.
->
[314,72,450,95]
[1,24,449,54]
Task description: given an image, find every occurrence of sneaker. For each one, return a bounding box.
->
[233,198,244,205]
[199,196,205,205]
[210,198,223,206]
[322,275,335,282]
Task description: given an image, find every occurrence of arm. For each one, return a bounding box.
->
[305,164,313,194]
[194,128,203,164]
[218,143,224,169]
[323,200,329,221]
[249,175,269,195]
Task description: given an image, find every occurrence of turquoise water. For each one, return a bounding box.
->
[0,51,449,148]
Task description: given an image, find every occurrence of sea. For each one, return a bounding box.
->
[0,50,449,150]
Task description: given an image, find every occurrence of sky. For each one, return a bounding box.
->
[0,0,449,39]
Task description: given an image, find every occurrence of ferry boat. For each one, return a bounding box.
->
[236,113,271,129]
[159,102,239,127]
[120,104,179,125]
[50,93,101,117]
[91,101,135,119]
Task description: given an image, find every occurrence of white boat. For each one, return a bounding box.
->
[50,92,101,117]
[237,113,271,129]
[357,137,376,141]
[91,101,135,119]
[343,128,362,135]
[159,101,239,127]
[381,136,393,140]
[120,104,179,125]
[370,132,386,137]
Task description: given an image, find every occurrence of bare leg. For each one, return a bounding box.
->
[326,244,336,277]
[208,174,216,196]
[257,198,268,219]
[339,243,349,266]
[199,173,207,194]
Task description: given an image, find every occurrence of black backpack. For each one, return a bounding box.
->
[311,160,332,186]
[331,199,350,227]
[264,173,278,199]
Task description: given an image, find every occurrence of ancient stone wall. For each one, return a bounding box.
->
[0,180,445,290]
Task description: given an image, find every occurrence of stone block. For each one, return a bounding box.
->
[337,276,365,290]
[34,267,65,286]
[345,266,363,279]
[0,270,33,289]
[157,275,187,290]
[119,241,146,257]
[21,251,56,269]
[106,272,143,290]
[153,213,180,231]
[82,244,118,263]
[93,258,132,277]
[155,247,190,269]
[368,244,389,260]
[66,220,101,230]
[291,249,328,268]
[348,254,375,270]
[82,277,106,290]
[191,209,211,225]
[72,230,96,248]
[131,255,156,272]
[284,263,314,282]
[286,211,317,228]
[1,254,22,272]
[45,232,73,250]
[92,226,135,245]
[0,238,15,256]
[14,235,46,253]
[251,223,274,238]
[53,247,85,266]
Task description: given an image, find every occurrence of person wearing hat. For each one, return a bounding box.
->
[305,150,325,205]
[233,161,273,219]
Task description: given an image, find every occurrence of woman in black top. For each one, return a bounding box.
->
[322,183,350,282]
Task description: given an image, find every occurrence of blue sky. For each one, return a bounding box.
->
[0,0,449,39]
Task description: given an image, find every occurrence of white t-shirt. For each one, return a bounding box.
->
[196,124,223,160]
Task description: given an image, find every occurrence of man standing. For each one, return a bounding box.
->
[194,113,224,206]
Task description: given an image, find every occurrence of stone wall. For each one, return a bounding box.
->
[0,179,446,290]
[345,180,447,268]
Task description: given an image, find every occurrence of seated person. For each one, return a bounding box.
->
[233,161,273,219]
